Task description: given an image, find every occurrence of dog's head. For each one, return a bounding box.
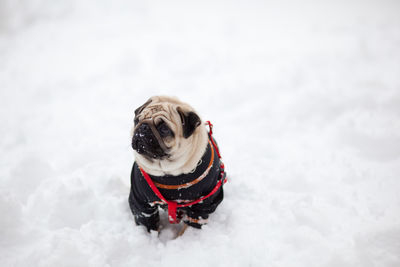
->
[131,96,208,176]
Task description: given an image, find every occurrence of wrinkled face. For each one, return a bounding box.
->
[131,96,201,161]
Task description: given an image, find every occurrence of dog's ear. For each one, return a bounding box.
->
[177,107,201,138]
[135,99,152,116]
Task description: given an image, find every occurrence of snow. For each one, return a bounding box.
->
[1,0,400,266]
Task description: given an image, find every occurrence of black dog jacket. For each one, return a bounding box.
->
[129,136,226,231]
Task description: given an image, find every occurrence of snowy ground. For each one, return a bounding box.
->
[1,0,400,266]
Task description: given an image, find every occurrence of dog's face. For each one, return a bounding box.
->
[131,96,208,176]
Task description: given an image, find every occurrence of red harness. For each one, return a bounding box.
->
[139,121,226,224]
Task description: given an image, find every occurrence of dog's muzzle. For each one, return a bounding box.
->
[132,121,168,159]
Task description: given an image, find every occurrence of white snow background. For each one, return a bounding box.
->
[1,0,400,266]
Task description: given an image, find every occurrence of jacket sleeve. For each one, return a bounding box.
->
[128,190,159,232]
[184,186,224,229]
[183,153,226,228]
[128,163,159,232]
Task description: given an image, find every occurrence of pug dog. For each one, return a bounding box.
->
[128,96,226,233]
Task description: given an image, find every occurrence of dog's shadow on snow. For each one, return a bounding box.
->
[157,211,187,242]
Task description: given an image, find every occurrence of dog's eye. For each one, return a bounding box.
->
[134,118,139,126]
[157,122,173,137]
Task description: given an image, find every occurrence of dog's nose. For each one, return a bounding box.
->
[132,123,164,158]
[132,123,150,151]
[132,123,161,154]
